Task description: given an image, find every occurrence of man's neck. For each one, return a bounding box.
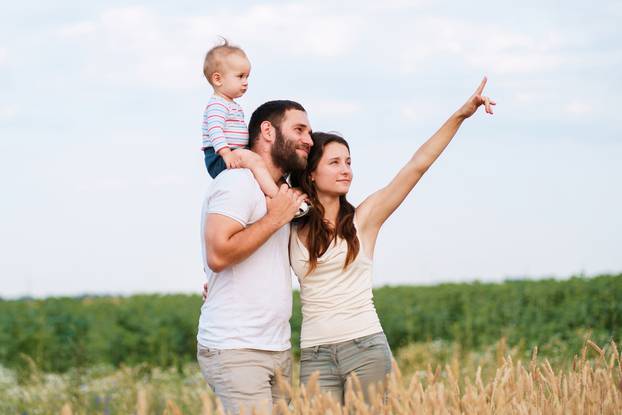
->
[256,149,285,183]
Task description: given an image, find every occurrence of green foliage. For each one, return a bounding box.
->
[0,295,203,374]
[371,275,622,353]
[0,274,620,373]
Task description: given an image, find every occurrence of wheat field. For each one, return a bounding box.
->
[3,340,621,415]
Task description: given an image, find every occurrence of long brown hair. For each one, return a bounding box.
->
[291,132,359,275]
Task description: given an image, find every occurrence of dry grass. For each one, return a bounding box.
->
[2,340,620,414]
[267,339,622,415]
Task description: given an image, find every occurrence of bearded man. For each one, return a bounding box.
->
[197,100,313,414]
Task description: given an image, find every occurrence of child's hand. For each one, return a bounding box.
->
[220,148,243,169]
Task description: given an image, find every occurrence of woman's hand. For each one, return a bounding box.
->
[456,76,496,119]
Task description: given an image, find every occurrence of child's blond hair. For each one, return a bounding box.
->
[203,38,247,86]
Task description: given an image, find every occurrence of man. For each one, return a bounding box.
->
[197,100,313,413]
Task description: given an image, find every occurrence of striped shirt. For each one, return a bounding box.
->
[202,95,249,152]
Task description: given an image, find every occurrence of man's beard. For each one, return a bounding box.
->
[270,128,308,174]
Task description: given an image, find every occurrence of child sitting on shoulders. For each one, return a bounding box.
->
[201,39,308,216]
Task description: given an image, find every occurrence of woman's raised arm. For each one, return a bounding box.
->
[356,77,496,235]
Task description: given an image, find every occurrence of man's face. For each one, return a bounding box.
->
[270,109,313,173]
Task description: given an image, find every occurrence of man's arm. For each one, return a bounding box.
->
[205,184,305,272]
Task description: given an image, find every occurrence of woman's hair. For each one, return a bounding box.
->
[291,132,359,275]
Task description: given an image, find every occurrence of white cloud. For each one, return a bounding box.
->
[57,21,97,38]
[508,89,563,106]
[0,104,18,120]
[0,48,7,66]
[565,101,593,116]
[224,4,362,58]
[395,17,566,75]
[76,177,132,193]
[400,102,444,123]
[148,175,187,187]
[307,99,362,118]
[55,4,363,90]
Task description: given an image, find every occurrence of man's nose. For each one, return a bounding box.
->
[302,132,313,146]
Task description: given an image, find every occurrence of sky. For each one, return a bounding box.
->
[1,1,621,298]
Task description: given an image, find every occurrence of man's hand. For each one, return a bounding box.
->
[219,148,243,169]
[456,77,496,120]
[202,282,208,301]
[266,184,307,228]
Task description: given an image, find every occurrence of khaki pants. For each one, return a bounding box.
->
[299,332,392,404]
[197,344,291,414]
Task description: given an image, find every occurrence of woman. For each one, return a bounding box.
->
[290,78,495,403]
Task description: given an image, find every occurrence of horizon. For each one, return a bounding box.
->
[3,271,618,300]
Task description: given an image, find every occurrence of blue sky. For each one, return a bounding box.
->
[1,1,621,297]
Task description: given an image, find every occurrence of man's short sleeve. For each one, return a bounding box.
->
[204,170,260,227]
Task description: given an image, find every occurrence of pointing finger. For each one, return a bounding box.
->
[474,76,487,96]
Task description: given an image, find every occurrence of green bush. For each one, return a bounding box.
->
[0,274,620,373]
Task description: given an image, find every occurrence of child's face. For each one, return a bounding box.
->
[214,53,251,100]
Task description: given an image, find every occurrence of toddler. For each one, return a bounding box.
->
[201,42,272,185]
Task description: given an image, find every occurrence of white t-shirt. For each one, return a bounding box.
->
[197,169,292,351]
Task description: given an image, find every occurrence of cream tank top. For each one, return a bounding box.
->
[289,219,383,348]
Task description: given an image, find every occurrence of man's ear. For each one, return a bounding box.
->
[211,72,222,86]
[260,121,275,143]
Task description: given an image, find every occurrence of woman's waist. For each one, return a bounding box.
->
[300,295,375,316]
[300,311,383,348]
[301,307,381,333]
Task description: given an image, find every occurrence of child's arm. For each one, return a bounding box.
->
[218,147,243,169]
[234,149,279,198]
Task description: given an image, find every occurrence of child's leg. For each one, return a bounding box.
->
[235,149,279,197]
[204,147,227,179]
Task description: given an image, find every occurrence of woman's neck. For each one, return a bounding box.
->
[317,193,340,227]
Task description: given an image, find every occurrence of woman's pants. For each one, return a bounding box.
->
[299,332,392,404]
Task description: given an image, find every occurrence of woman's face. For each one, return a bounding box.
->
[310,142,353,196]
